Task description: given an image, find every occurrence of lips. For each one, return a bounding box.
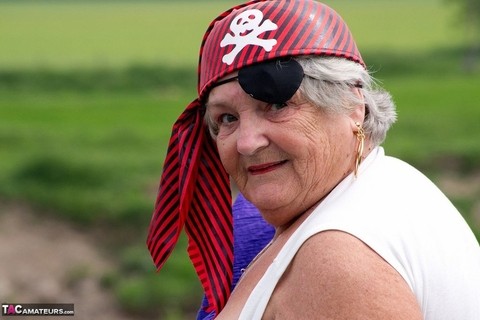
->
[247,160,287,175]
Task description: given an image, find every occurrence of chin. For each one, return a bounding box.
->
[243,188,291,214]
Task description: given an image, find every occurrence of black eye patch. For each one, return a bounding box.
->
[210,58,304,104]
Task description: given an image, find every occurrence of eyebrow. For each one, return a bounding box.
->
[204,99,229,110]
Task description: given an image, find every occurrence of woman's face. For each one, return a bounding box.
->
[206,79,360,228]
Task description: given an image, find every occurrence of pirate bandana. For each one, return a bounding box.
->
[146,0,365,315]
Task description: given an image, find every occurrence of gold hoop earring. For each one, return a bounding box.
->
[354,122,365,178]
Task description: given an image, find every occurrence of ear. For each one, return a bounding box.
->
[348,87,366,131]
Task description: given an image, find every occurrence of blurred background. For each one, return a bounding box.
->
[0,0,479,319]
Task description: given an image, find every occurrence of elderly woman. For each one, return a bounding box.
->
[147,0,480,319]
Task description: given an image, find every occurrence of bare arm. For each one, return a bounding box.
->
[264,230,423,320]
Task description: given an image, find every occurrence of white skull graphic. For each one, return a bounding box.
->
[220,9,278,65]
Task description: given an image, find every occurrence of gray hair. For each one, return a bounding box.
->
[296,56,397,146]
[205,56,397,145]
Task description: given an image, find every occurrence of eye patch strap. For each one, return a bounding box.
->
[210,76,239,89]
[209,59,362,105]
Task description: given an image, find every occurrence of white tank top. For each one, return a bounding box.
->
[239,147,480,320]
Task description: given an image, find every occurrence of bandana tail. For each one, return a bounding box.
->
[146,99,233,314]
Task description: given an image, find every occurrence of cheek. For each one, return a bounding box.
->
[295,137,332,185]
[290,120,342,177]
[216,138,238,174]
[309,124,356,180]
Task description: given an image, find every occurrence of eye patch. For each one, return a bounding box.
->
[211,58,304,104]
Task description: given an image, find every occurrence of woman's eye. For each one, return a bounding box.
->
[219,113,237,124]
[270,102,288,111]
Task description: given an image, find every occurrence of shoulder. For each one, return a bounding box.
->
[266,230,423,319]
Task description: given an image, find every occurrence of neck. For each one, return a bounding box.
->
[273,197,321,239]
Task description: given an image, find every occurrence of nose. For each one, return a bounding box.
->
[236,114,269,156]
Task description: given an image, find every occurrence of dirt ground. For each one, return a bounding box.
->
[0,173,478,320]
[0,200,134,320]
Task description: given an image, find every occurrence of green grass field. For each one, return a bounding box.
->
[0,0,466,70]
[1,1,479,319]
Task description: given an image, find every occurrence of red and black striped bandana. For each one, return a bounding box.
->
[146,0,365,314]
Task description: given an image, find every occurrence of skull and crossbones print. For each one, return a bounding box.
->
[220,9,278,65]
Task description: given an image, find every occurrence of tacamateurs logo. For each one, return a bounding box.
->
[1,303,75,317]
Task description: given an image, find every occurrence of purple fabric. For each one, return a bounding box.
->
[197,193,275,319]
